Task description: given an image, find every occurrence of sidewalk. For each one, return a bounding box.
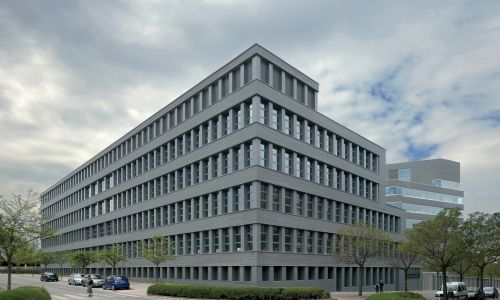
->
[330,290,436,300]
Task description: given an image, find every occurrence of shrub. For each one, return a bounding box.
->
[0,268,41,274]
[0,286,51,300]
[366,292,425,300]
[148,283,329,299]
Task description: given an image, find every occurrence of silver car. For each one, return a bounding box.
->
[68,273,83,285]
[82,274,105,287]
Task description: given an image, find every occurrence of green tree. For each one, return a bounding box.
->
[389,242,422,291]
[337,222,390,296]
[484,263,500,287]
[405,208,463,300]
[98,244,126,275]
[140,236,174,284]
[37,250,55,272]
[68,251,97,274]
[0,191,53,290]
[461,212,500,294]
[53,251,68,280]
[450,258,472,282]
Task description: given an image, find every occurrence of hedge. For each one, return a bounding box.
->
[147,284,330,299]
[0,286,51,300]
[366,292,425,300]
[0,268,41,274]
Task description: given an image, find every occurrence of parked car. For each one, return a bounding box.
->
[435,282,467,299]
[40,272,59,282]
[68,273,83,285]
[82,274,105,287]
[484,287,499,299]
[102,275,130,290]
[467,287,484,300]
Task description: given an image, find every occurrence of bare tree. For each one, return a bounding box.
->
[390,243,422,291]
[337,222,391,296]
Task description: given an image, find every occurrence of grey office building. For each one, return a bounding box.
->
[41,44,404,291]
[386,159,464,228]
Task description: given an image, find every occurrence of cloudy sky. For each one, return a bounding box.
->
[1,0,499,216]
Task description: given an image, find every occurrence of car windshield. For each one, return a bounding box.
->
[115,276,127,281]
[484,287,493,292]
[45,273,55,275]
[74,275,82,278]
[439,284,458,291]
[468,287,477,292]
[92,275,103,279]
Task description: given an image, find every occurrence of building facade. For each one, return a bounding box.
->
[386,159,464,228]
[41,44,405,291]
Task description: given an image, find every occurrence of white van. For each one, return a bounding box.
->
[435,282,468,299]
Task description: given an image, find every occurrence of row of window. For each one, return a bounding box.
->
[44,265,395,286]
[43,181,400,248]
[386,201,444,216]
[43,137,380,228]
[385,186,463,205]
[42,55,320,204]
[44,224,398,263]
[42,96,379,217]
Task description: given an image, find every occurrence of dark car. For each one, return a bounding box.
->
[467,287,484,300]
[103,275,130,290]
[484,287,499,299]
[82,274,105,287]
[40,272,59,282]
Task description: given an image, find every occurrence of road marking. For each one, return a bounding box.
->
[62,294,87,299]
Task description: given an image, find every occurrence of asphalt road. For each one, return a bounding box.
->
[0,273,163,300]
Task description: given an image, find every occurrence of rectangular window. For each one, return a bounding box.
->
[261,225,268,251]
[260,183,269,209]
[260,143,268,167]
[285,189,292,213]
[296,193,304,216]
[245,225,253,250]
[272,186,280,211]
[272,226,280,251]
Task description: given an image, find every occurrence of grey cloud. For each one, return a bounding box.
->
[1,0,500,216]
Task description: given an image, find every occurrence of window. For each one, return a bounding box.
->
[272,226,280,251]
[285,189,292,213]
[260,143,268,167]
[245,225,253,250]
[261,225,268,251]
[397,168,411,182]
[272,187,281,211]
[296,230,303,252]
[271,107,279,130]
[296,193,304,216]
[260,183,269,209]
[271,147,279,171]
[259,101,268,125]
[284,151,291,175]
[284,228,292,252]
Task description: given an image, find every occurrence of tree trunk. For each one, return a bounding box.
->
[7,261,12,290]
[404,269,408,292]
[442,266,449,300]
[156,265,160,284]
[479,266,485,292]
[459,273,463,282]
[358,265,363,296]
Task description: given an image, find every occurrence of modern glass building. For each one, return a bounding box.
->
[386,159,464,228]
[40,44,405,291]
